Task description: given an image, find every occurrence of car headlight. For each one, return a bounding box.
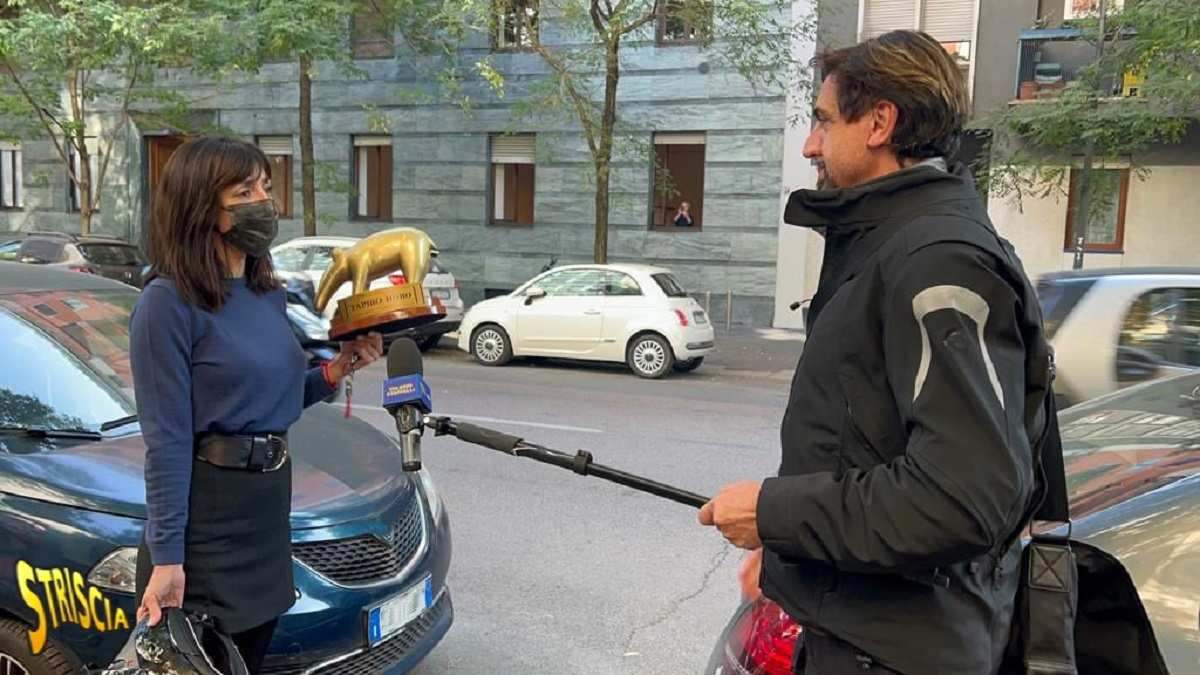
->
[88,547,138,594]
[416,467,444,523]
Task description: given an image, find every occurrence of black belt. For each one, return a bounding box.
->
[196,433,289,472]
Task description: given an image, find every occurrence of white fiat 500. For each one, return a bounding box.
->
[458,264,715,378]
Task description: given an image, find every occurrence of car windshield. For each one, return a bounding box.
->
[1058,373,1200,517]
[78,243,146,266]
[652,273,688,298]
[1035,277,1094,340]
[0,289,137,433]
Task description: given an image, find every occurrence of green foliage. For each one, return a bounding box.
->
[985,0,1199,212]
[0,0,244,227]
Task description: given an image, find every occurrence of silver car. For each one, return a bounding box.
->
[1038,267,1200,407]
[707,371,1200,674]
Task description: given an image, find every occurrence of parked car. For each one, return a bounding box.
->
[458,264,715,379]
[0,263,452,674]
[706,371,1200,674]
[0,231,150,288]
[1037,267,1200,407]
[271,236,463,351]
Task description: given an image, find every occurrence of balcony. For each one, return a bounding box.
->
[1013,27,1140,102]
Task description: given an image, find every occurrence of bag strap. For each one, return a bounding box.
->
[1032,379,1070,524]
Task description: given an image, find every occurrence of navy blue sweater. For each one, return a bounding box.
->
[130,277,334,566]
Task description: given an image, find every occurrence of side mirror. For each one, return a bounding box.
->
[524,286,546,306]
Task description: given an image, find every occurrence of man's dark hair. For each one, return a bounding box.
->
[148,136,279,312]
[816,30,969,159]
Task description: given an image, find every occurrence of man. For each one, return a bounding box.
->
[699,31,1054,674]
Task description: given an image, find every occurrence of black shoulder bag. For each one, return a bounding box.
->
[1002,361,1171,675]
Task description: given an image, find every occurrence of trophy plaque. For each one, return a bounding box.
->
[313,227,447,340]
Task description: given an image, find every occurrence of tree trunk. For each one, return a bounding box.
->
[594,160,610,263]
[299,55,317,237]
[77,138,93,235]
[593,37,621,263]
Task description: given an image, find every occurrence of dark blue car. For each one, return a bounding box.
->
[0,263,452,674]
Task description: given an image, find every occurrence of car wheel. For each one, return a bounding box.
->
[417,334,441,352]
[627,333,674,379]
[673,356,704,373]
[0,618,84,675]
[471,325,513,366]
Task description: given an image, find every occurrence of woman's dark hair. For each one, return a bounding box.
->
[148,136,278,311]
[816,30,969,160]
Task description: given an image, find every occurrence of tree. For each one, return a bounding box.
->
[506,0,806,263]
[984,0,1198,261]
[246,0,491,236]
[0,0,238,234]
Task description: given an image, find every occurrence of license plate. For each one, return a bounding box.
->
[693,311,708,324]
[366,576,432,647]
[430,289,451,300]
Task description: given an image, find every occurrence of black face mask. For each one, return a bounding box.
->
[222,199,278,258]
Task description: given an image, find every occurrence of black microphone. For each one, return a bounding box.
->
[382,338,431,472]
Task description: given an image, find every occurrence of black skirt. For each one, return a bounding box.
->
[137,457,295,634]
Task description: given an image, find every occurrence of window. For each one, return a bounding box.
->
[652,132,705,230]
[490,134,535,226]
[860,0,975,89]
[652,272,689,298]
[78,244,146,267]
[16,237,66,264]
[657,0,711,44]
[0,142,21,210]
[1064,168,1128,252]
[272,247,307,273]
[1119,288,1200,376]
[353,137,393,221]
[606,272,643,296]
[535,269,606,297]
[494,0,538,50]
[257,136,294,218]
[68,139,100,213]
[352,1,394,58]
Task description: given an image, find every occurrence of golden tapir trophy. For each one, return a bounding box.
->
[313,227,446,340]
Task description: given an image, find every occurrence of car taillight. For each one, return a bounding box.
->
[726,598,801,675]
[388,273,407,285]
[68,265,95,274]
[673,309,689,326]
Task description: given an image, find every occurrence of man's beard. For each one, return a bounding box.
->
[815,162,835,190]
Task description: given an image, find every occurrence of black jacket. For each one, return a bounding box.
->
[759,163,1054,674]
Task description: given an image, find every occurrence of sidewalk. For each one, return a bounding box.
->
[703,327,805,381]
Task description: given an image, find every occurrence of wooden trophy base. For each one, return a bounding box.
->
[328,284,447,341]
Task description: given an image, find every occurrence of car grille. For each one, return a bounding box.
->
[261,592,450,675]
[292,498,424,586]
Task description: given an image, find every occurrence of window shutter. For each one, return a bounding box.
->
[654,132,705,145]
[862,0,915,39]
[922,0,975,42]
[491,135,535,164]
[258,136,294,155]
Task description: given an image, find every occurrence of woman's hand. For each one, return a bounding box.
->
[328,331,384,382]
[138,564,185,626]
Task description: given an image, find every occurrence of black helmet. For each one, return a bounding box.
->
[99,609,249,675]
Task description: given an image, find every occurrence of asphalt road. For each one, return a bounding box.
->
[346,345,790,674]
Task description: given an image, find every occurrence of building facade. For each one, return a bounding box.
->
[1,0,820,328]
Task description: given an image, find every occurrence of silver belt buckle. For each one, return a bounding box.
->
[260,434,288,472]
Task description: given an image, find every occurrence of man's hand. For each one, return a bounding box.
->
[698,480,762,549]
[739,548,763,601]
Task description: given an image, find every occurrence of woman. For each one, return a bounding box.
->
[673,201,694,227]
[130,137,382,672]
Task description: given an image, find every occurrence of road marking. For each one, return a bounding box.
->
[348,405,603,434]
